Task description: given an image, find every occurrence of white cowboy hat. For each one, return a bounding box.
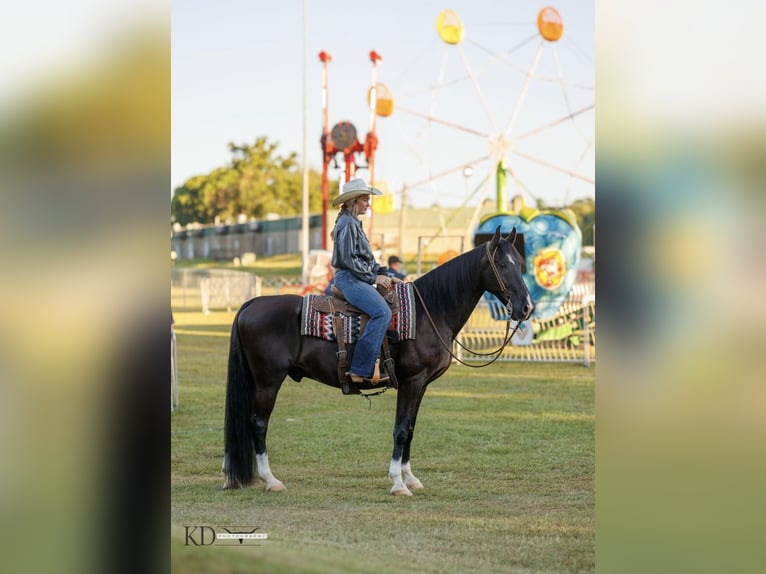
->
[332,178,383,207]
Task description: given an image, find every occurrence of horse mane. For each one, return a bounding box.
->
[413,244,485,312]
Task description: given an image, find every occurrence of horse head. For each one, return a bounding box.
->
[482,226,535,321]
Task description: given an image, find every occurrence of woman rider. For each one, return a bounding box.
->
[330,178,392,385]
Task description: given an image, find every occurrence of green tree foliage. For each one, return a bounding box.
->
[171,137,323,225]
[567,197,595,245]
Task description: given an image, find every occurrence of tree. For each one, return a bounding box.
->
[171,136,323,225]
[567,197,595,246]
[170,175,208,225]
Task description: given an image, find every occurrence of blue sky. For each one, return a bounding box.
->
[172,0,594,209]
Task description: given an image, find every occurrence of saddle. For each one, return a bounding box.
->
[313,283,400,395]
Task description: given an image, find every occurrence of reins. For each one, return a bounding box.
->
[410,243,522,368]
[484,242,511,302]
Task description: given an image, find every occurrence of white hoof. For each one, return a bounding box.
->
[265,480,286,492]
[391,485,413,496]
[405,477,424,490]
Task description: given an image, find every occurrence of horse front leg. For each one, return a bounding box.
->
[402,410,425,496]
[401,386,427,491]
[389,382,426,496]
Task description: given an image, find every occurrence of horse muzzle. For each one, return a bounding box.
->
[522,297,535,320]
[507,295,535,321]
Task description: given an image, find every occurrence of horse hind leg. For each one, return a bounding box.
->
[251,382,287,492]
[221,453,236,489]
[221,451,284,492]
[252,421,286,492]
[221,372,287,492]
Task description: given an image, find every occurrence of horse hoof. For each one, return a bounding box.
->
[222,479,240,490]
[391,485,413,496]
[405,478,424,490]
[265,481,287,492]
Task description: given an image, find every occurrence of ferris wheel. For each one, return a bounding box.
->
[381,5,594,212]
[374,6,594,320]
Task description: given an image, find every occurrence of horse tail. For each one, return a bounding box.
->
[223,299,257,488]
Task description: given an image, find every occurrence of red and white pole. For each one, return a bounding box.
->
[367,50,382,241]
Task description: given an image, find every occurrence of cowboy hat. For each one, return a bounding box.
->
[332,178,383,207]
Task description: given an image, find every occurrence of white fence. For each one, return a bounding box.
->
[172,269,264,313]
[457,282,595,365]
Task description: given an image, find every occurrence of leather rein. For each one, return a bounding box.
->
[411,242,523,368]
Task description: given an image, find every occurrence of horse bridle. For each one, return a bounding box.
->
[410,242,523,368]
[485,241,511,303]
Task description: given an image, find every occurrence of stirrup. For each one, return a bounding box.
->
[348,373,390,385]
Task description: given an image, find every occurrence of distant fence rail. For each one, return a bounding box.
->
[458,282,595,365]
[171,269,318,313]
[171,269,595,364]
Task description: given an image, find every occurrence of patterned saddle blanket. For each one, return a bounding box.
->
[300,282,416,344]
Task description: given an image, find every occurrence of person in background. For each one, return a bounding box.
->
[323,265,335,296]
[386,255,406,280]
[330,178,391,385]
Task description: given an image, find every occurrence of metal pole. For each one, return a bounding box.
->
[301,0,310,284]
[368,51,381,171]
[398,184,407,260]
[319,50,332,250]
[417,236,423,275]
[367,50,382,241]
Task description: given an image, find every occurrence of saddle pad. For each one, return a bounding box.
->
[390,282,416,340]
[301,282,416,343]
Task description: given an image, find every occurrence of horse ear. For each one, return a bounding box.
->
[506,227,517,244]
[491,226,501,247]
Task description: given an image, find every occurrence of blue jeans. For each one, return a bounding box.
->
[333,270,392,378]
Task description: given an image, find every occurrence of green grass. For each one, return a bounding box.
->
[171,311,594,573]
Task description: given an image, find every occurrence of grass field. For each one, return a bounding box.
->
[171,310,594,573]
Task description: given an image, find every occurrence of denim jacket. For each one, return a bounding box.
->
[331,210,380,284]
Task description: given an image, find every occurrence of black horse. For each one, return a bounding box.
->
[223,227,534,496]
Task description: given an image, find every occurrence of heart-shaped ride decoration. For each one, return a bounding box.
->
[475,207,582,322]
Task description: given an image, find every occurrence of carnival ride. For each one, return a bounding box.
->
[383,6,594,322]
[313,6,594,351]
[317,50,395,249]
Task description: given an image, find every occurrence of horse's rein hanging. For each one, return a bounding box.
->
[411,243,522,368]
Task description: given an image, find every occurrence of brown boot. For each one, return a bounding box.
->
[349,372,390,385]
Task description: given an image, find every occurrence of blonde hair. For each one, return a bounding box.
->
[348,197,364,218]
[331,196,366,241]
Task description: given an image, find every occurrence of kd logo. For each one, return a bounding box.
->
[184,526,216,546]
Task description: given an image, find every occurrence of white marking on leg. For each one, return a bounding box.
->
[221,453,237,489]
[389,457,412,496]
[401,461,424,490]
[256,453,286,492]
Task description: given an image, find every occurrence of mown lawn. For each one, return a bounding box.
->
[171,310,594,573]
